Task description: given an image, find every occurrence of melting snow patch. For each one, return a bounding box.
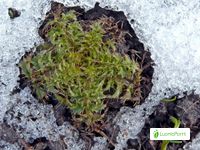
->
[4,88,85,149]
[91,137,107,150]
[1,0,200,149]
[0,0,51,122]
[0,140,20,150]
[184,133,200,150]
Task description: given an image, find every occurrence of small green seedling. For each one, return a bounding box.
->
[161,116,182,150]
[19,11,141,126]
[161,96,177,103]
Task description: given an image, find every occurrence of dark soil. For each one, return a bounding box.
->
[18,1,154,149]
[28,137,67,150]
[0,125,67,150]
[0,123,34,150]
[126,92,200,150]
[0,123,19,144]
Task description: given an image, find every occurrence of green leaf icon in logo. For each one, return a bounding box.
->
[154,130,159,139]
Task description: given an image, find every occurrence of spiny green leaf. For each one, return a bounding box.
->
[35,87,46,100]
[19,11,140,126]
[20,60,31,78]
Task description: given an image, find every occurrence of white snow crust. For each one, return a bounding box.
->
[0,0,200,149]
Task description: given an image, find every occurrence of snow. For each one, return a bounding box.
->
[0,0,200,149]
[184,133,200,150]
[0,0,49,122]
[4,88,85,150]
[0,140,20,150]
[91,137,107,150]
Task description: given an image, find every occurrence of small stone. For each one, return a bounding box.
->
[127,138,139,149]
[8,8,21,19]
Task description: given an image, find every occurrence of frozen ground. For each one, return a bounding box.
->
[0,0,200,149]
[184,133,200,150]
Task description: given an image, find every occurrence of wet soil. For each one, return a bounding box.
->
[126,92,200,150]
[0,122,67,150]
[17,1,154,149]
[28,137,67,150]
